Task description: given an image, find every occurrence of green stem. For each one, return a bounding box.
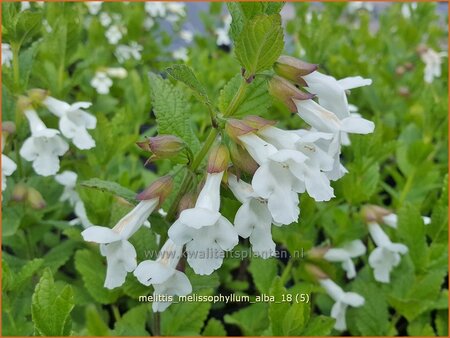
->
[153,312,161,336]
[224,77,248,117]
[190,128,219,171]
[280,259,294,285]
[11,43,21,93]
[112,305,121,322]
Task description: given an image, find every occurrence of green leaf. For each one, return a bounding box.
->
[397,204,428,271]
[85,305,110,336]
[43,240,77,273]
[74,249,121,304]
[81,178,136,204]
[2,205,23,237]
[235,14,284,76]
[16,258,44,292]
[224,303,269,335]
[268,277,290,335]
[202,318,226,336]
[31,268,74,336]
[249,257,278,293]
[161,295,211,335]
[165,64,210,104]
[300,315,335,336]
[282,301,309,335]
[112,305,149,336]
[218,74,271,117]
[148,73,200,151]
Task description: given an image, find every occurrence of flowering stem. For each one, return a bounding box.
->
[11,43,21,93]
[153,312,161,336]
[224,77,248,117]
[280,259,294,285]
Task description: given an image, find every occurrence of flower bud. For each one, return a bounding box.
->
[274,55,318,85]
[398,86,410,97]
[27,187,46,210]
[395,65,406,76]
[404,62,414,71]
[2,121,16,136]
[243,115,277,130]
[136,135,185,161]
[136,175,173,205]
[12,183,28,202]
[307,246,331,260]
[105,67,128,79]
[225,119,256,143]
[207,144,230,173]
[17,96,33,112]
[28,88,48,104]
[268,76,315,112]
[361,204,391,224]
[304,263,329,280]
[229,142,259,175]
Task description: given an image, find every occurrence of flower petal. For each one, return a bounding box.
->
[82,226,122,243]
[134,260,175,286]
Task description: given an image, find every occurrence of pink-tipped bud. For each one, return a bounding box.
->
[243,115,277,130]
[178,193,196,215]
[229,142,259,175]
[274,55,318,85]
[361,204,391,224]
[225,119,256,143]
[304,263,329,280]
[27,187,46,210]
[13,183,28,202]
[136,135,185,161]
[28,88,48,104]
[207,144,230,173]
[268,76,315,112]
[136,175,173,205]
[308,246,331,260]
[2,121,16,136]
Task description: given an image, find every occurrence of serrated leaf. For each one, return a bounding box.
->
[85,305,111,336]
[43,240,77,273]
[74,249,121,304]
[112,305,149,336]
[268,277,290,335]
[148,73,200,151]
[81,178,136,204]
[202,318,226,336]
[218,74,271,117]
[31,268,74,336]
[16,258,44,291]
[249,257,278,294]
[166,64,210,103]
[224,303,269,335]
[300,315,335,336]
[235,14,284,76]
[282,301,308,335]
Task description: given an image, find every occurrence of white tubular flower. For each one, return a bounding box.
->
[115,42,143,63]
[105,25,123,45]
[228,174,275,258]
[86,1,102,15]
[145,2,167,17]
[420,48,447,84]
[302,71,372,120]
[382,213,431,229]
[82,198,159,289]
[105,67,128,79]
[2,43,13,68]
[1,154,16,192]
[180,30,194,44]
[238,132,310,224]
[368,222,408,283]
[43,96,97,150]
[172,47,188,61]
[323,240,366,279]
[134,239,192,312]
[20,109,69,176]
[319,278,365,331]
[69,200,96,229]
[99,12,112,27]
[90,71,113,95]
[215,27,231,46]
[168,171,239,275]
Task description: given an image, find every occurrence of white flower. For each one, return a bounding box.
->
[20,109,69,176]
[168,171,239,275]
[2,43,13,68]
[55,170,96,229]
[180,30,194,43]
[320,278,365,330]
[421,48,447,84]
[105,67,128,79]
[228,174,276,257]
[166,2,186,17]
[381,212,431,229]
[239,133,302,224]
[90,71,113,94]
[144,17,155,30]
[105,25,123,45]
[99,12,112,27]
[20,1,31,11]
[347,1,374,13]
[134,239,192,312]
[43,96,97,150]
[145,2,166,17]
[172,47,188,61]
[82,198,159,289]
[401,3,417,19]
[368,222,408,283]
[1,137,17,192]
[324,240,366,279]
[86,1,102,15]
[115,42,143,63]
[302,71,372,120]
[215,27,231,46]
